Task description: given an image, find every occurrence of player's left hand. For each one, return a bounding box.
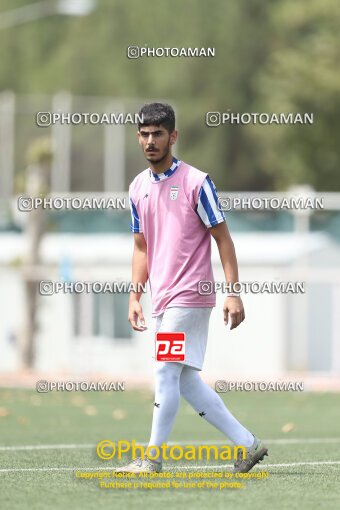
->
[223,296,245,330]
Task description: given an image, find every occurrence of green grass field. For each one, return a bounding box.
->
[0,388,340,510]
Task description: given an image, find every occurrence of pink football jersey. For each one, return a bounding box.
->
[129,160,221,316]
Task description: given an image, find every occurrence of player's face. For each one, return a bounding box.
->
[138,125,177,164]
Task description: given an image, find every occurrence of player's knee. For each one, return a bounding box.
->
[156,362,182,385]
[179,367,200,394]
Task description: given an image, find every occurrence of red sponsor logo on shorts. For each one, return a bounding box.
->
[155,332,185,361]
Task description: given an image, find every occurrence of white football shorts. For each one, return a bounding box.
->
[152,306,213,371]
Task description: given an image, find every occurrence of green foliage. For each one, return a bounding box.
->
[253,0,340,190]
[26,136,53,165]
[0,0,338,190]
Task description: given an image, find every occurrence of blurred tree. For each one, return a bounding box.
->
[0,0,338,190]
[252,0,340,190]
[20,137,53,369]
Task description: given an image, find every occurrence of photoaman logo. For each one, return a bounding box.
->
[155,332,185,362]
[96,440,246,462]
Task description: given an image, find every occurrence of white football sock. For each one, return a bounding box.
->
[179,365,254,447]
[147,362,184,462]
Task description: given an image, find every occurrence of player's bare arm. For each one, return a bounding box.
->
[209,221,245,330]
[128,232,148,331]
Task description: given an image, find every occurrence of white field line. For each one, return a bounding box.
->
[1,437,340,452]
[1,461,340,473]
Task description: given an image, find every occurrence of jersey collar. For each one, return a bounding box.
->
[148,157,181,183]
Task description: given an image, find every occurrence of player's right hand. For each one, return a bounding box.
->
[128,300,148,331]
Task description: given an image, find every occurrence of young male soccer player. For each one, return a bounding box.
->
[116,102,268,473]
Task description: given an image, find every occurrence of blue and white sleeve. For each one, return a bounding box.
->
[196,176,226,228]
[129,195,143,233]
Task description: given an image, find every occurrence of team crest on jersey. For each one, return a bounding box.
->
[170,186,179,200]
